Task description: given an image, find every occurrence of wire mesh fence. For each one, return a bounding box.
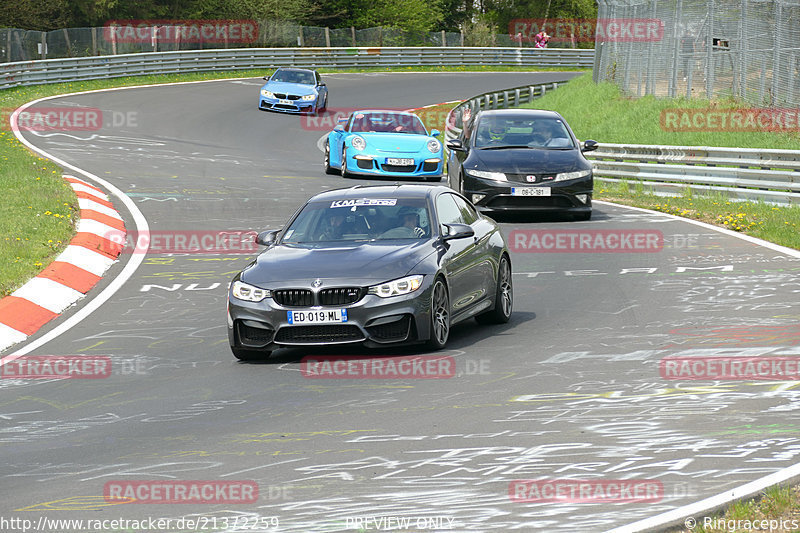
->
[594,0,800,107]
[0,19,577,63]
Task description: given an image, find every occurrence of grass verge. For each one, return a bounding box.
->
[670,484,800,532]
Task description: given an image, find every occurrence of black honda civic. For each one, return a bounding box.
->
[227,184,512,360]
[446,108,598,220]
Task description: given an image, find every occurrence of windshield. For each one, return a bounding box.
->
[282,198,432,243]
[474,116,575,149]
[270,69,315,85]
[350,112,428,135]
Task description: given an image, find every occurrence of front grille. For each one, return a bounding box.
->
[275,325,364,344]
[237,321,274,347]
[486,196,575,208]
[319,287,365,306]
[273,289,314,307]
[422,161,439,172]
[356,159,374,169]
[273,93,301,100]
[506,173,555,184]
[381,164,417,173]
[367,316,412,343]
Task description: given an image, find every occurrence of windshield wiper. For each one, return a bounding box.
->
[478,145,533,150]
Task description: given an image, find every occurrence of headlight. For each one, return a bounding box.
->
[368,275,423,298]
[261,89,274,98]
[231,280,270,302]
[301,94,316,101]
[427,139,441,153]
[351,136,366,151]
[466,169,507,182]
[554,169,592,182]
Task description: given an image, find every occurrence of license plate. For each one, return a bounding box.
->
[512,187,551,197]
[278,99,292,105]
[387,158,414,166]
[287,309,348,324]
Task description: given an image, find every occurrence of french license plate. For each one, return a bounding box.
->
[512,187,551,197]
[278,99,292,105]
[387,158,414,166]
[287,309,348,324]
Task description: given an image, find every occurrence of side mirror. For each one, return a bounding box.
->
[333,124,345,132]
[430,129,441,137]
[442,223,475,241]
[446,139,467,152]
[337,117,349,124]
[255,230,279,246]
[582,140,599,152]
[318,82,326,87]
[262,75,270,81]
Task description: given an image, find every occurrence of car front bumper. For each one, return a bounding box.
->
[227,279,435,352]
[463,174,593,213]
[259,98,317,114]
[345,152,443,179]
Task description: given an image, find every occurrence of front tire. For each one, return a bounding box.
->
[231,346,271,361]
[324,140,337,175]
[341,147,352,178]
[426,278,450,350]
[476,255,513,324]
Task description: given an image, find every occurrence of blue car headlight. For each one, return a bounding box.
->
[351,136,367,151]
[261,89,274,98]
[231,280,270,302]
[368,275,424,298]
[427,139,441,153]
[301,94,316,101]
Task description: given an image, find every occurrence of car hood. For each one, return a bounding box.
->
[357,133,436,154]
[262,81,316,96]
[240,240,433,287]
[467,147,587,174]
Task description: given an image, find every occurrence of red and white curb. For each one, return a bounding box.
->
[0,175,125,352]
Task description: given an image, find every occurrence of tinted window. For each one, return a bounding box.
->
[282,198,431,243]
[453,195,479,224]
[474,116,574,149]
[436,193,464,226]
[349,112,427,135]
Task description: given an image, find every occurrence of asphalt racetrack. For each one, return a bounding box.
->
[4,71,800,532]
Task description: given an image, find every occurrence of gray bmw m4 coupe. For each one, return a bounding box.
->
[227,184,512,360]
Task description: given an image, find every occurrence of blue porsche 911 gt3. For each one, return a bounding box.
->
[324,110,443,181]
[258,67,328,115]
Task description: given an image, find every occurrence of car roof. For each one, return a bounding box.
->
[476,109,563,120]
[275,67,317,74]
[309,185,450,202]
[350,110,419,117]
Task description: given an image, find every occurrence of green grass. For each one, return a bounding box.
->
[672,485,800,532]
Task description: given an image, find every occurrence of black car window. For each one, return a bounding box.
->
[349,112,427,134]
[453,195,479,225]
[315,72,322,85]
[435,193,464,227]
[282,199,431,243]
[474,116,575,149]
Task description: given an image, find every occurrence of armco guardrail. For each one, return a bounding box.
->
[444,81,565,143]
[444,84,800,205]
[588,144,800,205]
[0,47,594,90]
